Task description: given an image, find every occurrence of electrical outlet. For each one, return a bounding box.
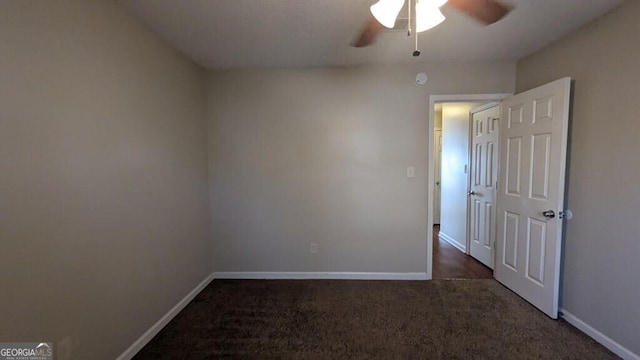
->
[310,243,318,254]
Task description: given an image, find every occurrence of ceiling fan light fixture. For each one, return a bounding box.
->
[370,0,405,28]
[424,0,448,8]
[415,1,446,32]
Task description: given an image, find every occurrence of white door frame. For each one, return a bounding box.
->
[427,93,511,279]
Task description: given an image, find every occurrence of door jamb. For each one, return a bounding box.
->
[427,94,511,279]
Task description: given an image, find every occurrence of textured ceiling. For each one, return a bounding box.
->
[119,0,625,69]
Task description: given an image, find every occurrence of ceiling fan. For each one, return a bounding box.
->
[352,0,513,49]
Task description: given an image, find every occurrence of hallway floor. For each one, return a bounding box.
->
[432,225,493,279]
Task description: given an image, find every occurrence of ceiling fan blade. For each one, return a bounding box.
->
[351,16,385,47]
[447,0,512,25]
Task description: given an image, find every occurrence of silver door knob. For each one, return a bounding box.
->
[468,191,476,196]
[542,210,556,219]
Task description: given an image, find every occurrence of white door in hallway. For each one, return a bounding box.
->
[433,129,442,224]
[468,103,500,269]
[495,77,571,319]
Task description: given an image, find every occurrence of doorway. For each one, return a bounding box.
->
[428,79,572,319]
[432,102,492,279]
[427,94,511,280]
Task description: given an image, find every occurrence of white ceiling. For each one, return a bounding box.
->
[119,0,624,70]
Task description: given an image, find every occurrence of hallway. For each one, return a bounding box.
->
[432,225,493,279]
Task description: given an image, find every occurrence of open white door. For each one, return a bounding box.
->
[495,77,571,319]
[433,129,442,224]
[468,103,500,269]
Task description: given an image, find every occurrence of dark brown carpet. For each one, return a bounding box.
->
[133,279,617,359]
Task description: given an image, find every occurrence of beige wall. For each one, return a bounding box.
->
[207,63,515,274]
[516,0,640,355]
[0,1,211,359]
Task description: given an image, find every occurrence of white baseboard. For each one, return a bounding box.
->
[438,231,466,253]
[213,272,428,280]
[116,272,215,360]
[560,308,639,360]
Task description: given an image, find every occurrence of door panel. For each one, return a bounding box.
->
[495,77,571,319]
[503,211,519,270]
[468,104,500,269]
[526,218,546,285]
[531,134,551,199]
[506,137,522,195]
